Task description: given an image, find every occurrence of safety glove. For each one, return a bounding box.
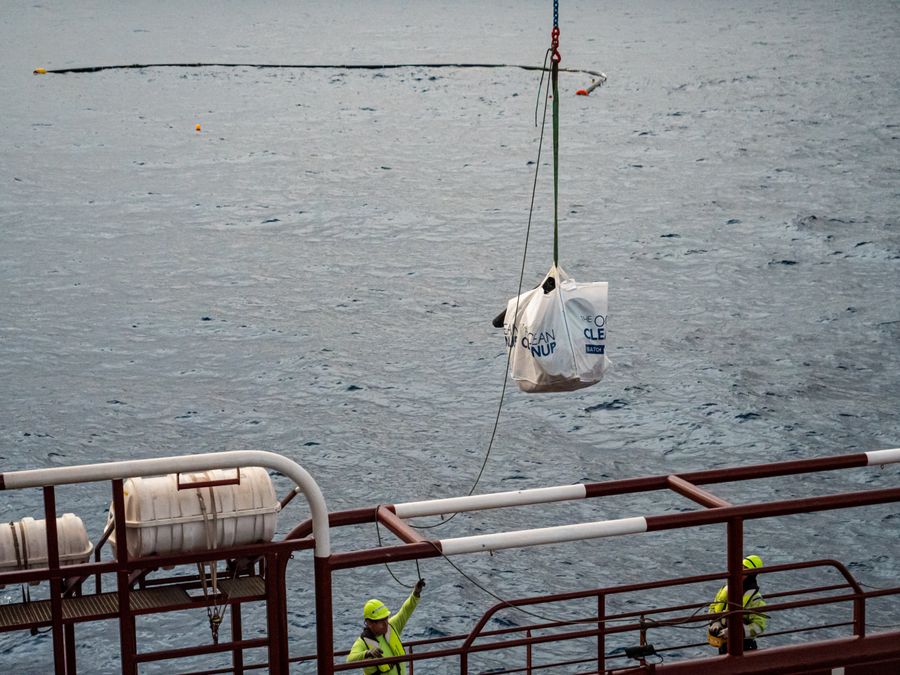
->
[365,647,383,659]
[414,578,426,597]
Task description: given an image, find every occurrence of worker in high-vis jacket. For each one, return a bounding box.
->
[707,555,767,654]
[347,578,425,674]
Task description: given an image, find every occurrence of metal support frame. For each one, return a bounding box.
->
[264,552,282,671]
[597,593,605,673]
[726,518,744,657]
[319,448,900,674]
[0,448,898,674]
[315,555,334,675]
[112,479,137,675]
[43,487,66,675]
[231,602,244,674]
[0,452,332,675]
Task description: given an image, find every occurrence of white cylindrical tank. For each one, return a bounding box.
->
[108,467,280,559]
[0,514,94,571]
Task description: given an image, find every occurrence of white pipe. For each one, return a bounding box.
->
[394,484,588,519]
[866,448,900,466]
[439,516,647,556]
[0,451,331,557]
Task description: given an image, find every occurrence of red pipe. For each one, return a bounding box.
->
[0,560,118,586]
[622,630,900,674]
[43,487,66,675]
[581,453,871,500]
[726,518,744,657]
[525,628,532,674]
[315,555,335,675]
[231,603,244,674]
[329,541,442,570]
[676,452,869,486]
[666,475,731,508]
[377,506,426,544]
[64,621,77,672]
[112,479,138,675]
[597,593,605,674]
[275,553,291,672]
[132,638,269,664]
[285,507,376,541]
[646,487,900,531]
[264,552,282,671]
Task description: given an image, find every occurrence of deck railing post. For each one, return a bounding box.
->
[597,593,605,673]
[726,518,744,657]
[276,552,291,673]
[231,603,244,674]
[526,628,533,674]
[314,555,335,675]
[65,622,77,673]
[112,479,138,675]
[264,552,282,671]
[43,486,66,675]
[854,586,866,638]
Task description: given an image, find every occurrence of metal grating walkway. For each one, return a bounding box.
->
[219,575,265,599]
[0,576,265,631]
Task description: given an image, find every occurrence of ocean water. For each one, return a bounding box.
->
[1,1,898,672]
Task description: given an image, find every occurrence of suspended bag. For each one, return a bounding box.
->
[503,265,610,393]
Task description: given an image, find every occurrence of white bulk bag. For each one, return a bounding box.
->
[502,265,611,393]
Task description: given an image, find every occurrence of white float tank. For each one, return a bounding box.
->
[0,514,94,572]
[108,467,280,559]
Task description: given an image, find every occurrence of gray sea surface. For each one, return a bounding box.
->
[1,1,899,672]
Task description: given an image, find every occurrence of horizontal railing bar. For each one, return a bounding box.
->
[0,537,312,587]
[133,637,269,663]
[396,484,589,518]
[440,517,648,555]
[646,487,900,531]
[420,488,900,558]
[388,449,899,519]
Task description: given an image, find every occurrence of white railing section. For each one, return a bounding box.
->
[394,484,588,519]
[438,517,648,556]
[0,451,332,557]
[867,448,900,466]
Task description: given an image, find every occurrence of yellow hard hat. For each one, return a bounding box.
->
[363,599,390,621]
[743,554,764,570]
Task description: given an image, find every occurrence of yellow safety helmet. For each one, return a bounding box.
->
[743,554,764,570]
[363,599,390,621]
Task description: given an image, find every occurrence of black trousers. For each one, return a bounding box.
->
[718,639,758,655]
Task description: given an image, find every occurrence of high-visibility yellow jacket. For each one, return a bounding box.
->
[708,584,767,638]
[347,593,420,675]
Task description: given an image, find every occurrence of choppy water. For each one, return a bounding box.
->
[1,1,899,672]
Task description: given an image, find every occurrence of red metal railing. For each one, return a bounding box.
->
[317,559,898,674]
[0,448,897,674]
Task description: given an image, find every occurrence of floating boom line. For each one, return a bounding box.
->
[35,61,607,89]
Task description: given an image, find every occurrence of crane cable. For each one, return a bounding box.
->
[551,0,562,267]
[409,1,563,532]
